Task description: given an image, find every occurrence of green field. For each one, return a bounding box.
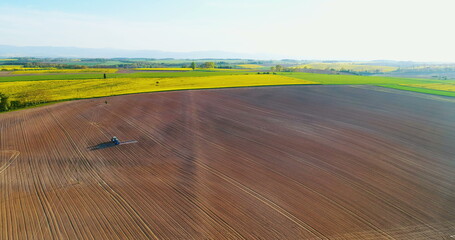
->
[280,72,443,85]
[380,84,455,97]
[280,72,454,96]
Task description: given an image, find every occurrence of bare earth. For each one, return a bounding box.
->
[0,86,454,239]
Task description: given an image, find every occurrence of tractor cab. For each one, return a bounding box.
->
[111,136,120,145]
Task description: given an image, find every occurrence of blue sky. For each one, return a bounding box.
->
[1,0,455,61]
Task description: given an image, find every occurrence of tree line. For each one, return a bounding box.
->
[18,62,90,69]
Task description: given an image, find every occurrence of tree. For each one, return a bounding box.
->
[190,62,196,70]
[271,66,276,72]
[275,65,284,72]
[0,93,10,111]
[202,62,216,69]
[9,100,22,110]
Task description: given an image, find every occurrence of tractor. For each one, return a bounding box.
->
[111,136,120,145]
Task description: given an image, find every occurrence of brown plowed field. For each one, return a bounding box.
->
[1,86,454,239]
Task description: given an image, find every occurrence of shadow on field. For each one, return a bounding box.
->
[88,141,117,151]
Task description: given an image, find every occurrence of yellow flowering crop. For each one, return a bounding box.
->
[11,68,118,74]
[0,65,25,70]
[0,75,318,102]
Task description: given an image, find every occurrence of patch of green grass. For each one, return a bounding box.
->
[379,85,455,97]
[281,72,444,85]
[280,72,455,97]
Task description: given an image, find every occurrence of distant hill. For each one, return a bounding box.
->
[0,45,284,59]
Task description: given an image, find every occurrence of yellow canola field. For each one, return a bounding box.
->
[402,83,455,92]
[1,65,56,70]
[0,75,318,101]
[0,65,25,70]
[11,68,118,74]
[134,68,193,71]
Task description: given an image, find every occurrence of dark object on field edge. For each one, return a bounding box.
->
[88,137,138,151]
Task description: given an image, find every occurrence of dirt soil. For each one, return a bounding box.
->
[0,86,454,239]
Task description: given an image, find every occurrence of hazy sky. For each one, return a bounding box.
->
[1,0,455,61]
